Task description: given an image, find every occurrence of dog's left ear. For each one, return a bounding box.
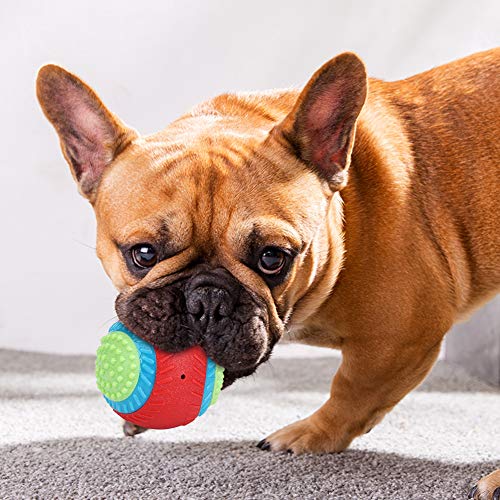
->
[275,52,367,191]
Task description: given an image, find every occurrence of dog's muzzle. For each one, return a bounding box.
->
[115,267,275,383]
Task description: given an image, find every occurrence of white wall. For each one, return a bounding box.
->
[1,0,498,353]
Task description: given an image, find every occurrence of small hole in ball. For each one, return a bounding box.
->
[180,374,186,380]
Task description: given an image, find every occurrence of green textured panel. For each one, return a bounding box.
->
[210,364,224,406]
[95,331,140,402]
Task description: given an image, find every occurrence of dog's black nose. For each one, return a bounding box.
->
[186,286,236,329]
[185,268,240,331]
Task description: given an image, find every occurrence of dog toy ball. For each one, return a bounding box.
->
[95,322,224,429]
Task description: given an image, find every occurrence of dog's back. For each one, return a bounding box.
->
[385,48,499,314]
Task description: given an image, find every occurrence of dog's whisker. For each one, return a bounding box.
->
[98,315,119,328]
[72,238,97,250]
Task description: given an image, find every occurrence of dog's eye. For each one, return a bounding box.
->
[258,247,287,275]
[131,244,157,269]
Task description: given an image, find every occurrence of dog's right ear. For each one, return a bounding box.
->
[36,65,137,201]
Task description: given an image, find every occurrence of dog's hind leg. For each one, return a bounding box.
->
[123,421,149,437]
[469,469,500,500]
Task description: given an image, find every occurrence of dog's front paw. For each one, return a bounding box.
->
[257,414,350,455]
[468,469,500,500]
[123,421,149,437]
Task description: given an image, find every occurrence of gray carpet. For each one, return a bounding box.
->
[1,344,499,499]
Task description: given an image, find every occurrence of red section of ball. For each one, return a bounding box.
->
[116,345,207,429]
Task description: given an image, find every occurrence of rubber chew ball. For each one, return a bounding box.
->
[95,322,224,429]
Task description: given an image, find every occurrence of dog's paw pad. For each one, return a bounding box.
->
[256,439,271,451]
[468,485,478,499]
[122,421,149,437]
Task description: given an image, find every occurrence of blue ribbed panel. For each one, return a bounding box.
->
[198,357,216,416]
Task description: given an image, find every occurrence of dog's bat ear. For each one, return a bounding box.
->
[36,65,137,201]
[276,52,367,191]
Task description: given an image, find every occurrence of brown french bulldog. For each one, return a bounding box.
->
[36,48,499,498]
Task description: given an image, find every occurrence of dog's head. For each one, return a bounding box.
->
[36,54,367,385]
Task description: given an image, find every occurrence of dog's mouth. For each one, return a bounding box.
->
[115,266,281,387]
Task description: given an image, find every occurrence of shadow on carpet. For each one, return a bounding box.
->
[0,437,495,499]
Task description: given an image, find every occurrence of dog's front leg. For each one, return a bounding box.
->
[259,336,442,454]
